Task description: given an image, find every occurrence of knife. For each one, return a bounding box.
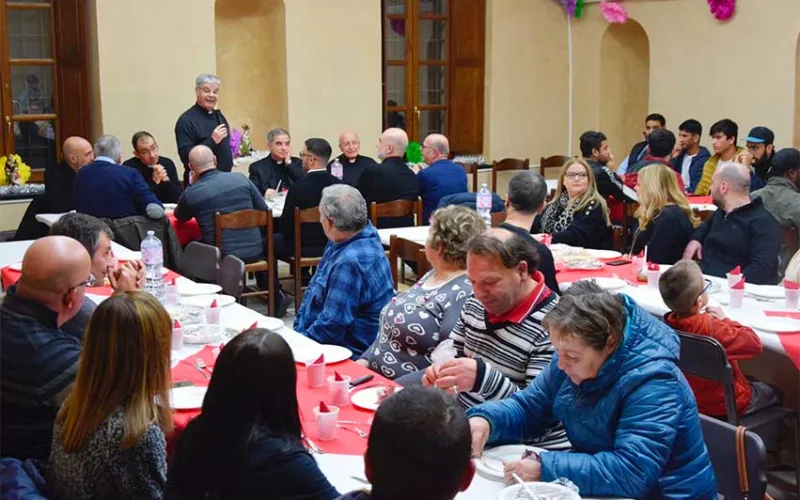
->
[349,374,374,388]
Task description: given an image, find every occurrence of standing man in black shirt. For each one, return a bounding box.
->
[175,74,233,185]
[248,128,304,196]
[123,131,182,203]
[326,130,377,186]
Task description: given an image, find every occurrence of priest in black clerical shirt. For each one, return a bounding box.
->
[248,128,304,196]
[326,130,377,187]
[123,131,182,203]
[175,74,233,185]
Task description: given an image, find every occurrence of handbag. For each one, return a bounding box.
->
[735,426,773,500]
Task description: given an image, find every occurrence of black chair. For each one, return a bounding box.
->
[216,254,245,301]
[700,414,768,500]
[181,241,220,283]
[677,330,800,495]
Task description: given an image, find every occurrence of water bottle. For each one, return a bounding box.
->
[476,183,492,227]
[141,230,165,302]
[331,158,344,180]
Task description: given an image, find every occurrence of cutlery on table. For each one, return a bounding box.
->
[512,472,542,499]
[350,476,370,485]
[194,359,211,379]
[336,424,368,438]
[349,374,374,388]
[303,435,324,454]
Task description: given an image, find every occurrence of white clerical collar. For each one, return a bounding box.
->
[307,168,327,174]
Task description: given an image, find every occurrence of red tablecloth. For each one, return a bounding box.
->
[168,213,202,247]
[1,265,180,294]
[687,195,713,205]
[170,345,399,456]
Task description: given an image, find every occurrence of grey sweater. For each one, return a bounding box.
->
[49,407,167,500]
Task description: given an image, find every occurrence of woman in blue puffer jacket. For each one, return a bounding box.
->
[467,281,717,499]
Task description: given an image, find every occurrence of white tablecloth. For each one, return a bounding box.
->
[377,226,430,246]
[0,239,140,270]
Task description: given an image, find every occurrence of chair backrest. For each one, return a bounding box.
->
[699,414,768,500]
[293,206,323,260]
[783,225,799,257]
[457,162,479,192]
[213,209,273,257]
[676,330,739,424]
[370,198,423,227]
[491,158,530,193]
[490,211,507,227]
[28,169,45,184]
[181,241,221,283]
[538,155,568,177]
[388,235,430,289]
[216,254,245,300]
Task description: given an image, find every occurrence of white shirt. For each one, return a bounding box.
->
[680,153,696,187]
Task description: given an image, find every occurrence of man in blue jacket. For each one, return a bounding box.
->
[671,119,711,193]
[418,134,467,223]
[74,135,163,220]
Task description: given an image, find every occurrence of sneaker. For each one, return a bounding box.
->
[276,293,293,318]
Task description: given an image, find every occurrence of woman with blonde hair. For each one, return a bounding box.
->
[534,158,612,250]
[49,291,172,500]
[631,163,700,264]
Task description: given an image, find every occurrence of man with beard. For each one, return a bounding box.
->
[326,130,377,187]
[617,113,665,175]
[248,128,304,197]
[175,74,233,185]
[683,163,781,285]
[745,126,775,185]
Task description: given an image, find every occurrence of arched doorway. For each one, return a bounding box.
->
[215,0,288,150]
[599,20,650,157]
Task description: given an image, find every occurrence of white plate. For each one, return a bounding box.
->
[8,261,22,271]
[182,294,236,308]
[498,482,580,500]
[178,283,222,296]
[475,444,547,481]
[585,249,622,260]
[752,317,800,333]
[579,277,627,291]
[182,324,238,344]
[294,344,353,364]
[350,386,403,411]
[164,203,177,211]
[248,316,284,332]
[169,386,207,410]
[745,284,785,300]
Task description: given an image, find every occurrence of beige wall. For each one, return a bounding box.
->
[571,0,800,156]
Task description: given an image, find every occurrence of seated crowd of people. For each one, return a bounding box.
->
[3,75,800,499]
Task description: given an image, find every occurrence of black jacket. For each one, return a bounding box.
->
[248,156,304,194]
[632,205,695,265]
[123,156,183,203]
[587,159,635,203]
[326,154,376,187]
[356,157,419,228]
[175,104,233,185]
[279,170,341,257]
[534,199,613,250]
[692,197,782,285]
[44,160,76,213]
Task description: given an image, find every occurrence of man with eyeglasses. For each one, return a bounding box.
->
[326,130,377,187]
[0,236,92,463]
[418,134,468,223]
[124,131,183,203]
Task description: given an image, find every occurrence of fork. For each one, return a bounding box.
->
[194,358,211,379]
[337,424,368,438]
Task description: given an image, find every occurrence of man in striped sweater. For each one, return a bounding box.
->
[423,228,569,449]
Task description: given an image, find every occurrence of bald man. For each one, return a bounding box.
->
[356,128,419,228]
[1,236,92,462]
[326,130,377,186]
[418,133,468,223]
[684,162,782,284]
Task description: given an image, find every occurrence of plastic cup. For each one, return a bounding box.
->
[328,375,351,406]
[306,359,326,388]
[171,326,183,350]
[164,284,179,306]
[727,273,742,288]
[204,307,221,325]
[786,289,800,310]
[314,405,340,441]
[647,269,660,290]
[729,289,745,309]
[632,256,644,274]
[431,349,456,371]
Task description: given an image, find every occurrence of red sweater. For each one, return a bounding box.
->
[665,312,763,417]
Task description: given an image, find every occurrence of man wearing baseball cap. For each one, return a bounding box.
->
[746,126,775,183]
[752,148,800,274]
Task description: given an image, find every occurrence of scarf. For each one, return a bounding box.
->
[540,192,574,235]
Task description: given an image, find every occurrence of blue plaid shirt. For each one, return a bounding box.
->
[294,223,394,356]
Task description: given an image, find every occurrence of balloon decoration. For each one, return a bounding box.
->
[707,0,735,21]
[599,1,628,24]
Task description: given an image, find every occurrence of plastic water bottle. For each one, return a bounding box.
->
[141,230,165,302]
[331,158,344,180]
[476,183,492,227]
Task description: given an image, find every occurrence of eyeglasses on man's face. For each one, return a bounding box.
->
[67,273,97,293]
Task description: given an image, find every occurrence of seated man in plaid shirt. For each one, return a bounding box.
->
[294,184,394,357]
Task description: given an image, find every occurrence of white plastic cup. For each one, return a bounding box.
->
[431,348,456,371]
[727,273,742,288]
[313,405,340,441]
[204,307,221,325]
[327,375,351,406]
[171,326,184,350]
[164,284,179,306]
[786,289,800,310]
[632,256,644,274]
[647,269,660,290]
[306,359,326,388]
[729,289,745,309]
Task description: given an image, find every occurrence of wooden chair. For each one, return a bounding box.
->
[490,211,507,227]
[289,206,324,311]
[28,169,45,184]
[214,209,275,315]
[370,197,423,228]
[491,158,530,193]
[457,162,479,192]
[783,225,799,258]
[539,155,568,178]
[611,225,626,253]
[621,202,640,242]
[389,235,430,289]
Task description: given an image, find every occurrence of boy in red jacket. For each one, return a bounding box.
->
[660,259,780,417]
